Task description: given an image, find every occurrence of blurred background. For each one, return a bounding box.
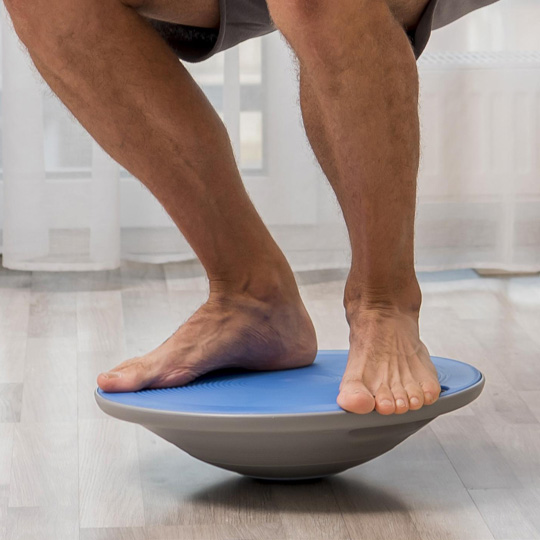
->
[0,0,538,273]
[0,3,539,538]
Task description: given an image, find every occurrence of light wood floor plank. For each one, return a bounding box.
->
[80,527,148,540]
[20,337,77,423]
[6,505,80,540]
[470,319,540,391]
[145,524,256,540]
[0,485,8,540]
[79,419,145,529]
[521,391,540,423]
[266,480,351,540]
[120,261,168,293]
[27,291,77,340]
[342,427,494,540]
[9,421,78,507]
[298,279,349,350]
[0,289,31,338]
[163,260,208,293]
[332,477,422,540]
[77,291,126,353]
[469,488,540,540]
[0,423,14,486]
[431,416,521,489]
[482,423,540,488]
[0,289,30,384]
[0,384,23,423]
[0,340,27,385]
[121,290,176,359]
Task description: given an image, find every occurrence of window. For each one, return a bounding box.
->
[0,36,268,181]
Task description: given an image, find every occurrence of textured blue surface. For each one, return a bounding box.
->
[96,350,482,415]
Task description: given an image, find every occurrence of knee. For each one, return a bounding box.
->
[267,0,393,52]
[267,0,327,37]
[267,0,390,33]
[265,0,321,27]
[4,0,128,53]
[3,0,35,44]
[4,0,71,52]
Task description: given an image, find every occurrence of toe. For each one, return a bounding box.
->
[337,379,376,414]
[404,381,424,410]
[391,384,409,414]
[420,379,441,405]
[374,384,396,415]
[97,358,154,393]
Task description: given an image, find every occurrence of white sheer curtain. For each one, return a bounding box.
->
[0,0,539,272]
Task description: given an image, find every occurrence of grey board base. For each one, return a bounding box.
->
[95,375,485,480]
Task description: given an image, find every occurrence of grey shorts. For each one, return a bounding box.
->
[145,0,501,64]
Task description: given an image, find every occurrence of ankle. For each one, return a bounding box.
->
[208,261,300,305]
[343,276,422,318]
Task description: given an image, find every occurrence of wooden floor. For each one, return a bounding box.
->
[0,256,539,540]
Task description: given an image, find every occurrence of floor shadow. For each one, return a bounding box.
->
[186,472,410,515]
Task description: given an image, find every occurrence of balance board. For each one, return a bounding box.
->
[95,350,485,480]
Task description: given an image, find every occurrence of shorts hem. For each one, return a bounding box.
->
[184,0,228,63]
[408,0,439,60]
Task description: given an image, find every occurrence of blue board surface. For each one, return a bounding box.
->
[96,350,482,415]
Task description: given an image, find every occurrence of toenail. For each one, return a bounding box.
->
[396,399,406,408]
[381,399,393,407]
[425,392,433,403]
[410,397,420,406]
[102,372,122,379]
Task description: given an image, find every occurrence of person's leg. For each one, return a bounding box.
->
[266,0,441,414]
[3,0,317,391]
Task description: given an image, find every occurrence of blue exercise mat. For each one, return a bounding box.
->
[96,350,482,415]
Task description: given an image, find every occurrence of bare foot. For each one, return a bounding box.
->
[97,284,318,392]
[337,303,441,415]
